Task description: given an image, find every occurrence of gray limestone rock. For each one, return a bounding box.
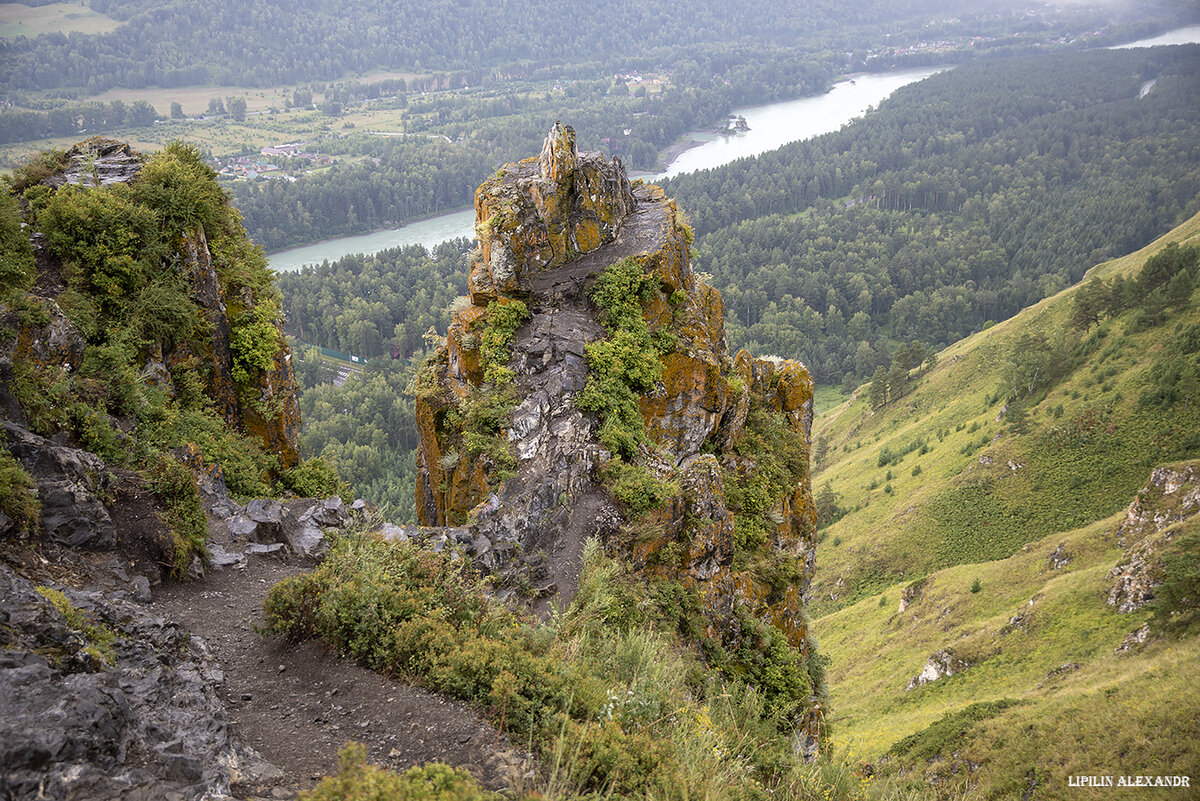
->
[3,421,116,550]
[905,649,970,690]
[49,138,144,188]
[129,575,153,604]
[1048,543,1072,570]
[0,564,259,800]
[245,498,284,542]
[226,514,259,541]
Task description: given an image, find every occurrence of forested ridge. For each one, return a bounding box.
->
[5,0,1183,254]
[665,47,1200,383]
[1,0,1127,94]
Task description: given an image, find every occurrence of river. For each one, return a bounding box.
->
[267,209,476,272]
[650,67,945,181]
[268,26,1200,273]
[1111,25,1200,49]
[268,66,946,272]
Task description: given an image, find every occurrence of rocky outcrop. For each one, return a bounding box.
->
[2,422,115,550]
[906,649,971,690]
[197,460,365,563]
[471,123,635,298]
[897,577,929,614]
[414,124,822,747]
[170,226,301,470]
[13,137,302,470]
[48,137,144,188]
[1107,462,1200,612]
[0,563,278,800]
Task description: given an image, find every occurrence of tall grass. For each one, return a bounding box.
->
[267,533,942,801]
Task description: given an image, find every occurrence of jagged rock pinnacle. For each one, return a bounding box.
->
[412,124,824,753]
[538,121,578,185]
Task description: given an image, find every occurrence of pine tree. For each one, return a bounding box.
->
[887,361,907,403]
[1007,401,1029,435]
[1071,277,1108,330]
[815,481,841,529]
[869,367,888,409]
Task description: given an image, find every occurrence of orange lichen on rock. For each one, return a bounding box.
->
[470,121,635,302]
[446,305,487,386]
[639,352,729,458]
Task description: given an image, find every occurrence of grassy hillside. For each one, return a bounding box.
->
[812,210,1200,612]
[810,212,1200,796]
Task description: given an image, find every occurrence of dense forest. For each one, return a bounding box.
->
[276,241,469,358]
[279,243,471,520]
[0,0,1136,95]
[665,47,1200,383]
[294,359,421,521]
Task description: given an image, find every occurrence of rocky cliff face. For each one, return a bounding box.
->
[413,123,823,750]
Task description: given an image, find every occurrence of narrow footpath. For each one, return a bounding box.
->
[153,557,526,799]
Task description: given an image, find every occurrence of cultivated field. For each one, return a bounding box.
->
[0,1,120,38]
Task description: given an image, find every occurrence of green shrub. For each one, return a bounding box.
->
[478,299,529,385]
[724,400,809,551]
[888,699,1023,763]
[0,447,39,533]
[970,577,982,594]
[0,193,35,295]
[230,299,283,386]
[146,454,208,577]
[301,744,497,801]
[138,405,276,498]
[6,149,68,194]
[453,386,519,481]
[578,258,669,459]
[600,457,676,517]
[131,141,226,241]
[39,183,167,316]
[278,457,351,501]
[11,355,73,436]
[264,533,826,800]
[1152,526,1200,636]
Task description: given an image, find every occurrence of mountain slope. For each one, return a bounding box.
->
[809,211,1200,796]
[812,209,1200,612]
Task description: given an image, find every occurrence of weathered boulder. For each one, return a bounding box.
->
[13,299,86,374]
[3,421,115,549]
[906,649,971,690]
[48,137,144,188]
